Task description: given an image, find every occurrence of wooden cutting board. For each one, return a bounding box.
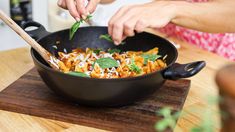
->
[0,68,190,132]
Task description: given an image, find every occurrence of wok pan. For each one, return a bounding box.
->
[22,21,206,107]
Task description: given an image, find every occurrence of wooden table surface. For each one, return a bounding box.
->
[0,31,232,132]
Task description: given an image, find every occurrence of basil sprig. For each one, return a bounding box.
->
[94,57,119,69]
[69,15,92,40]
[99,34,113,42]
[108,48,121,54]
[68,72,90,77]
[93,49,102,54]
[142,54,162,65]
[128,59,142,74]
[155,107,180,132]
[99,34,125,45]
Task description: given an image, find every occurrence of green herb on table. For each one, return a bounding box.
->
[69,15,92,40]
[128,58,142,74]
[94,57,119,69]
[190,96,222,132]
[142,54,162,65]
[68,72,90,77]
[108,48,121,54]
[155,107,180,132]
[99,34,126,45]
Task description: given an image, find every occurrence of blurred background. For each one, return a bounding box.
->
[0,0,152,51]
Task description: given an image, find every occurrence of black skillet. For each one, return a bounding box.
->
[22,21,206,107]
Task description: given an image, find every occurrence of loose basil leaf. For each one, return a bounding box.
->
[69,21,81,40]
[99,34,113,42]
[99,34,126,45]
[108,48,121,54]
[95,57,119,69]
[68,72,89,77]
[155,107,179,132]
[155,119,169,132]
[128,59,142,74]
[142,54,162,65]
[69,15,93,40]
[93,49,102,54]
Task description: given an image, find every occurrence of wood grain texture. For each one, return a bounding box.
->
[0,29,232,132]
[0,68,190,132]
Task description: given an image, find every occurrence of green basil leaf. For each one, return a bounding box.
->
[142,54,162,65]
[108,48,121,54]
[68,72,89,77]
[69,22,81,40]
[95,57,119,69]
[155,119,169,132]
[69,15,93,40]
[99,34,126,45]
[99,34,113,42]
[85,14,92,21]
[128,59,142,74]
[93,49,102,54]
[157,107,171,117]
[190,127,203,132]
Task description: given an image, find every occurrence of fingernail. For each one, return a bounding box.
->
[81,15,86,20]
[58,0,63,6]
[114,41,119,45]
[75,17,80,22]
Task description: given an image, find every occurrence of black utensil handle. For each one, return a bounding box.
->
[21,21,50,40]
[163,61,206,80]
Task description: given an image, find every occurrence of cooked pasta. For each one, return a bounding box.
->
[54,47,167,78]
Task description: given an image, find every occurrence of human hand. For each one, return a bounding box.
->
[108,1,177,45]
[57,0,100,21]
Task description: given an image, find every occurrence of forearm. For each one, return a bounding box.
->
[171,0,235,33]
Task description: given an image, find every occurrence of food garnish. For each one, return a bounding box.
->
[69,15,92,40]
[99,34,125,45]
[55,47,166,79]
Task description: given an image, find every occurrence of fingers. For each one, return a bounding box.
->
[109,6,138,45]
[75,0,87,19]
[109,5,147,45]
[60,0,97,21]
[108,5,131,37]
[135,19,148,33]
[123,16,139,37]
[57,0,67,9]
[86,0,100,14]
[65,0,81,21]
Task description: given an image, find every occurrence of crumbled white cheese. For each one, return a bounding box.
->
[63,48,67,53]
[85,71,91,76]
[48,56,59,69]
[52,45,57,49]
[125,58,130,64]
[103,53,113,58]
[92,53,99,59]
[78,61,85,68]
[75,54,84,61]
[83,54,91,62]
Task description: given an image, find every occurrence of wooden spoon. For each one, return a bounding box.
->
[0,10,59,70]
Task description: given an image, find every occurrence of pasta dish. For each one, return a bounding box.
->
[56,47,167,78]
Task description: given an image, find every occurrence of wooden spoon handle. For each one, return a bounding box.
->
[0,10,59,70]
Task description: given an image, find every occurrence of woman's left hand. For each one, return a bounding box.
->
[108,1,177,45]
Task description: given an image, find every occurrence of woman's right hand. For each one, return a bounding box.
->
[57,0,100,21]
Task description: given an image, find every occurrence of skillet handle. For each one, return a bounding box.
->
[163,61,206,80]
[21,21,50,41]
